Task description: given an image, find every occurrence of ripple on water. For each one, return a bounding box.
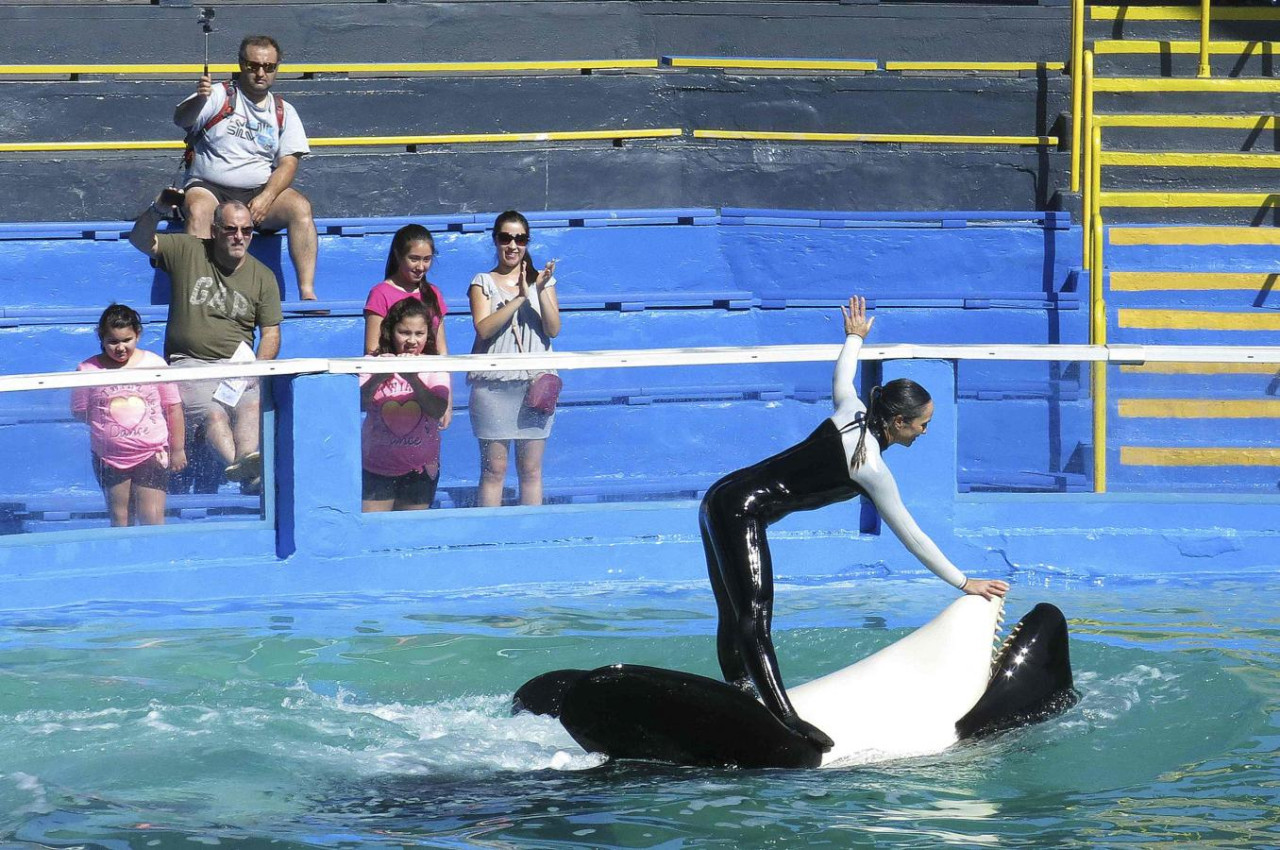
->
[0,578,1274,848]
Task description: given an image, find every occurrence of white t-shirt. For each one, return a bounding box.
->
[182,84,310,190]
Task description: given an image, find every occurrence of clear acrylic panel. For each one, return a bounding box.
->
[0,378,269,536]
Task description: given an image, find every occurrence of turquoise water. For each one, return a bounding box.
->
[0,576,1276,848]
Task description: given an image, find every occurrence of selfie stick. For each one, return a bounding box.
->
[198,7,216,75]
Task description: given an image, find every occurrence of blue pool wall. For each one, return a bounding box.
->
[1,209,1277,610]
[1,355,1277,613]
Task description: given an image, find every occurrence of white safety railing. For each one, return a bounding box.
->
[4,344,1280,394]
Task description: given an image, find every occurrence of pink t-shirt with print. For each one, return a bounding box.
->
[360,360,451,477]
[71,350,180,470]
[364,280,448,333]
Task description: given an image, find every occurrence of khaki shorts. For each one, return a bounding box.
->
[167,356,261,422]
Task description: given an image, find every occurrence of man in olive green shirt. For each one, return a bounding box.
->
[130,198,282,488]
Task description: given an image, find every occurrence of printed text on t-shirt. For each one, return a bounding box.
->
[190,276,253,320]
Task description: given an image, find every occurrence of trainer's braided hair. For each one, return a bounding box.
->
[850,379,932,469]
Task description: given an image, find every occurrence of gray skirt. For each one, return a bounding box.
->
[468,378,555,441]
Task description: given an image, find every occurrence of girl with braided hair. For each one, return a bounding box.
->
[700,296,1009,752]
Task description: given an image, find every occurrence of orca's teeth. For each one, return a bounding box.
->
[990,622,1024,674]
[990,602,1009,668]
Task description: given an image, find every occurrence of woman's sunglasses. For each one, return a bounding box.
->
[495,232,530,246]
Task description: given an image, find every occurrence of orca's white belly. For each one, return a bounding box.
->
[791,595,1003,767]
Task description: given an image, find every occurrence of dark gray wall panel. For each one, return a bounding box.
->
[0,143,1065,221]
[0,2,1068,64]
[0,73,1070,141]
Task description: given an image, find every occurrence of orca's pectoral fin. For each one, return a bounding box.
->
[558,664,824,769]
[512,668,589,717]
[956,602,1081,739]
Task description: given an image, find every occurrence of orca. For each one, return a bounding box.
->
[514,597,1079,769]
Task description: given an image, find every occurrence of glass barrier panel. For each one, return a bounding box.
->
[0,377,269,536]
[957,359,1095,495]
[358,358,844,510]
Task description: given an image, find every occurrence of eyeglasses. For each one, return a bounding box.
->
[495,232,530,246]
[220,225,254,237]
[240,61,279,73]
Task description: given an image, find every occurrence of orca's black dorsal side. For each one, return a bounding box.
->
[956,602,1080,739]
[512,668,589,717]
[556,664,823,769]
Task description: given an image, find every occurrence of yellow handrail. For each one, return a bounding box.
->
[1070,0,1085,192]
[0,60,661,76]
[1198,0,1213,77]
[1092,339,1108,492]
[1091,128,1105,346]
[1081,51,1095,268]
[1090,125,1106,493]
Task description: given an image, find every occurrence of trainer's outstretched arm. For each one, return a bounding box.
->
[832,296,873,411]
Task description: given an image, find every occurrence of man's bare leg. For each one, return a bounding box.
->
[182,187,219,238]
[259,188,317,300]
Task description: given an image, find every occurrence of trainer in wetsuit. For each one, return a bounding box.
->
[700,296,1010,751]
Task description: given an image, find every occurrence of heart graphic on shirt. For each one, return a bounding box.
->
[108,396,147,430]
[381,400,423,437]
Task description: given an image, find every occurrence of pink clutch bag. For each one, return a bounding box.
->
[524,372,563,415]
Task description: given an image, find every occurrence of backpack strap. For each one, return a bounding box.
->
[181,82,288,168]
[182,81,237,167]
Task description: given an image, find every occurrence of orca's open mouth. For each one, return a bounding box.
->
[958,602,1081,740]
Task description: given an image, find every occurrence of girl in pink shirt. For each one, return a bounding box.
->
[361,298,452,512]
[363,223,449,356]
[71,305,186,526]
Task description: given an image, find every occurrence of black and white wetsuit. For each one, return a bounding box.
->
[699,333,967,737]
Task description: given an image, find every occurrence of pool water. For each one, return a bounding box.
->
[0,575,1276,848]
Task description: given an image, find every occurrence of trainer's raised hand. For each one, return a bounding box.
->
[841,295,874,339]
[195,73,213,99]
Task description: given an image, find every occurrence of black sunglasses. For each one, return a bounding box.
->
[495,232,530,246]
[241,61,279,73]
[220,225,254,237]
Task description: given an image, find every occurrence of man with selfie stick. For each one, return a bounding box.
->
[129,197,282,492]
[175,35,318,301]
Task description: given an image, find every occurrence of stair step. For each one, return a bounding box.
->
[1117,307,1280,330]
[1119,446,1280,466]
[1117,398,1280,417]
[1109,226,1280,244]
[1110,271,1280,290]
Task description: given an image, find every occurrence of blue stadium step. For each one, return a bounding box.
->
[20,513,255,534]
[0,214,1078,311]
[958,469,1090,493]
[1105,227,1280,273]
[1108,288,1280,311]
[1107,449,1280,494]
[1107,362,1280,397]
[1111,412,1280,445]
[1106,309,1280,346]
